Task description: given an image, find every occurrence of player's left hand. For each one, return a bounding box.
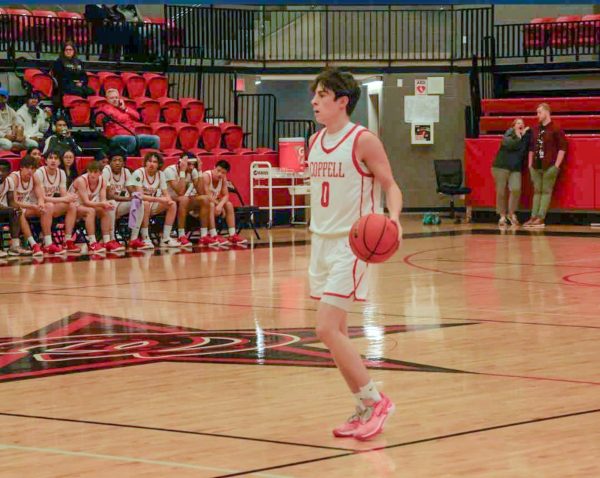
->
[391,217,403,241]
[103,202,115,210]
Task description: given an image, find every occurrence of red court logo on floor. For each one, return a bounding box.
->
[0,312,472,382]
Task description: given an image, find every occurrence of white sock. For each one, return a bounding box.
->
[228,227,235,236]
[110,230,116,241]
[163,225,172,240]
[200,227,208,237]
[10,238,19,248]
[131,227,140,240]
[209,228,217,237]
[28,236,37,247]
[178,228,185,238]
[358,380,382,406]
[87,235,96,244]
[141,228,149,240]
[354,393,367,412]
[103,235,110,244]
[65,234,73,242]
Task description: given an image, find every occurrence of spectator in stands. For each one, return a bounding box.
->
[492,118,531,226]
[0,88,26,151]
[51,42,95,99]
[26,146,43,167]
[525,103,567,228]
[85,4,126,62]
[100,88,160,155]
[42,117,83,157]
[59,150,79,188]
[16,93,51,149]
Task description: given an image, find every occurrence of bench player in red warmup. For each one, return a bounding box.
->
[308,69,403,440]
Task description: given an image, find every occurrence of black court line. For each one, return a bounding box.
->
[0,411,354,453]
[211,407,600,478]
[30,290,600,330]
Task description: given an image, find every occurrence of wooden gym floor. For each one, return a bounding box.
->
[0,216,598,477]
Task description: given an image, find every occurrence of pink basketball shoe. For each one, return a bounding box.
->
[332,407,363,438]
[353,394,395,441]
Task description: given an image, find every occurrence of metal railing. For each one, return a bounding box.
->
[493,20,600,62]
[275,119,316,143]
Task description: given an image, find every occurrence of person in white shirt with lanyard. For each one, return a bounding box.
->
[126,152,181,250]
[307,68,403,441]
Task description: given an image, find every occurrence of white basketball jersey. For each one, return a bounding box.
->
[205,170,223,199]
[1,171,34,206]
[308,123,382,236]
[69,173,104,203]
[127,168,166,197]
[32,166,67,201]
[102,165,131,198]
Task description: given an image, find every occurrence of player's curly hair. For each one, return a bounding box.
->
[310,68,361,115]
[143,151,163,167]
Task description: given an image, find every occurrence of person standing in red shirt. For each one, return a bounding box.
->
[100,89,160,155]
[524,103,567,228]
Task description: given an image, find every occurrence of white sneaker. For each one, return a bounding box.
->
[160,238,182,248]
[0,249,7,258]
[143,239,155,249]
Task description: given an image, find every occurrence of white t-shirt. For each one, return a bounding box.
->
[126,167,167,197]
[163,164,199,198]
[31,166,67,202]
[102,165,131,198]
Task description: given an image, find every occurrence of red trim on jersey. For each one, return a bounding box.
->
[43,166,60,188]
[323,291,353,299]
[310,295,321,300]
[351,129,375,178]
[359,176,364,217]
[307,129,323,158]
[370,177,375,213]
[143,169,158,187]
[320,124,360,154]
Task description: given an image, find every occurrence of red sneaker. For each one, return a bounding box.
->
[64,240,81,254]
[31,243,44,257]
[88,242,106,253]
[229,233,248,245]
[353,394,395,441]
[105,240,125,252]
[214,235,231,247]
[43,243,64,256]
[178,236,192,248]
[332,408,363,438]
[200,235,219,248]
[129,238,153,250]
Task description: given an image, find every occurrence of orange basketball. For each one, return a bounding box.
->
[349,214,400,264]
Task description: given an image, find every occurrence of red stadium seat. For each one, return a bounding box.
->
[134,124,153,136]
[179,98,205,124]
[86,73,101,95]
[126,157,143,171]
[162,149,183,158]
[98,72,124,95]
[157,97,182,124]
[211,148,235,156]
[121,72,147,99]
[142,73,168,99]
[150,123,178,150]
[219,122,244,150]
[173,122,200,150]
[24,69,53,98]
[162,156,180,169]
[56,11,89,44]
[75,156,94,175]
[480,115,600,133]
[524,17,555,50]
[481,97,600,115]
[196,122,222,151]
[63,95,91,126]
[255,147,276,154]
[123,98,137,111]
[234,148,255,155]
[551,15,581,49]
[578,14,600,48]
[135,97,161,124]
[187,147,209,156]
[0,155,22,172]
[139,148,161,156]
[88,95,108,110]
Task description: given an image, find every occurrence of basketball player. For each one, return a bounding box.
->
[102,150,131,251]
[126,152,181,249]
[69,161,121,253]
[308,69,403,440]
[202,160,247,246]
[0,156,37,256]
[30,151,82,254]
[163,152,207,248]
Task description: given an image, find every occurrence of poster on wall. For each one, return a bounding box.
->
[411,123,434,145]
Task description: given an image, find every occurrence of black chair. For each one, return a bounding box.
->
[227,180,260,239]
[433,160,472,222]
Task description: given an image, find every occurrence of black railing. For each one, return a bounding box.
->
[494,20,600,62]
[275,119,317,143]
[235,94,277,149]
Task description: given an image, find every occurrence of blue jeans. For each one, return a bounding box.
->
[111,134,160,155]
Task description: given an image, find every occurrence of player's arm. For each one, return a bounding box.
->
[202,173,217,204]
[32,174,47,210]
[359,132,403,233]
[216,178,229,208]
[98,179,114,210]
[167,178,186,196]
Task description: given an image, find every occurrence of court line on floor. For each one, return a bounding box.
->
[0,412,354,453]
[423,257,600,270]
[211,407,600,477]
[0,443,291,478]
[29,290,600,330]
